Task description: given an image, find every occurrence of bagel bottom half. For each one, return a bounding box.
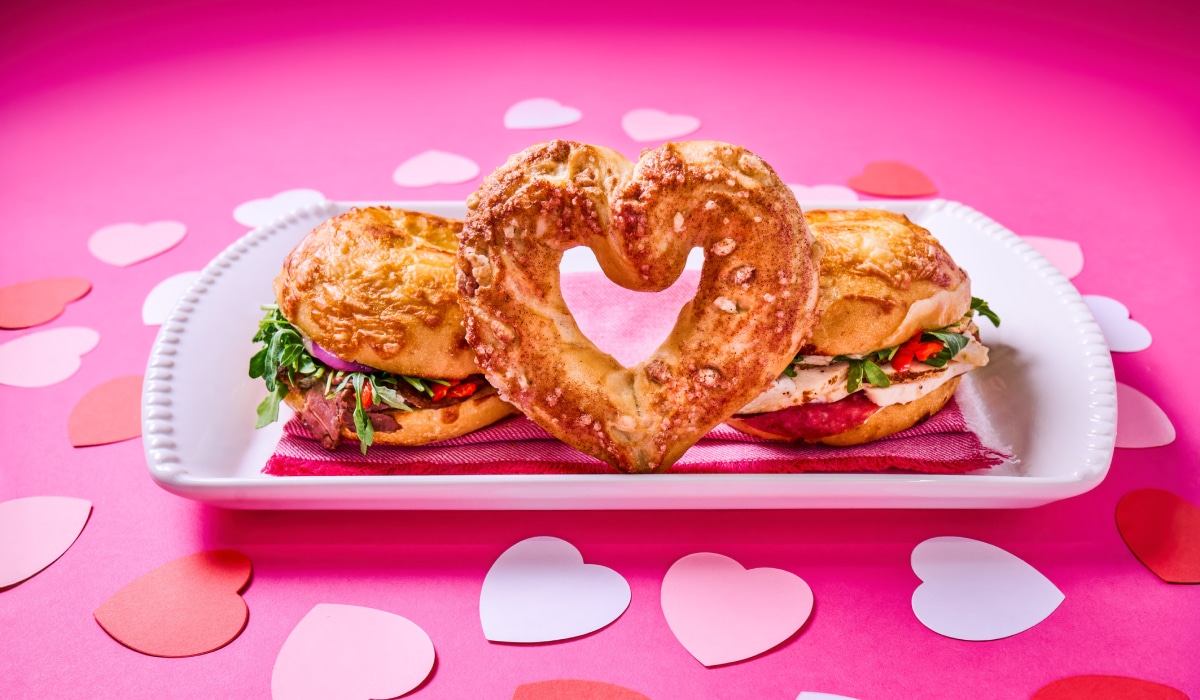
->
[727,376,961,447]
[283,390,518,446]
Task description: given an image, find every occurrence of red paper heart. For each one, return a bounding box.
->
[1116,488,1200,584]
[1033,675,1187,699]
[94,550,252,657]
[513,679,651,700]
[847,161,937,197]
[0,277,91,329]
[68,375,143,447]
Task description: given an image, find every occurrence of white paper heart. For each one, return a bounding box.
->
[621,108,701,142]
[1116,383,1175,448]
[88,221,187,267]
[480,536,630,643]
[0,496,92,588]
[1023,236,1084,279]
[797,693,858,700]
[0,327,100,387]
[232,188,326,227]
[1083,295,1151,352]
[142,271,200,325]
[504,98,582,129]
[272,604,435,700]
[392,150,480,187]
[911,536,1064,641]
[788,184,860,201]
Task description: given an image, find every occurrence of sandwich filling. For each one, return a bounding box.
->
[735,297,999,438]
[249,305,495,453]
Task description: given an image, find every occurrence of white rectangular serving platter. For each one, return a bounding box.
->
[143,199,1116,509]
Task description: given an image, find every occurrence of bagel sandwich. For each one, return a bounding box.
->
[250,206,518,453]
[727,209,999,445]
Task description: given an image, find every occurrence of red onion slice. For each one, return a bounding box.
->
[303,338,376,373]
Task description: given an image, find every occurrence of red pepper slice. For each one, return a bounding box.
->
[447,382,477,399]
[891,332,945,372]
[361,382,373,408]
[431,383,450,401]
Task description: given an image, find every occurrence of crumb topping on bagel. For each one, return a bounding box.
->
[274,206,478,379]
[457,140,820,473]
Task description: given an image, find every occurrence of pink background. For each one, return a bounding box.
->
[2,0,1198,697]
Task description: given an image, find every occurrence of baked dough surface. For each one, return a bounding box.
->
[275,206,479,379]
[804,209,971,355]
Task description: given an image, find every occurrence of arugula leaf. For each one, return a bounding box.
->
[249,347,268,379]
[971,297,1000,327]
[370,380,413,412]
[861,359,891,388]
[350,374,374,455]
[782,365,797,378]
[924,330,970,357]
[254,385,288,429]
[846,360,864,394]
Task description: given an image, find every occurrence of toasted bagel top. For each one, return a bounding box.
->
[274,206,478,379]
[804,209,971,355]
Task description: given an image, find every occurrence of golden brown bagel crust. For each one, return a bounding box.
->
[283,390,518,446]
[275,206,478,379]
[458,140,820,473]
[726,375,961,446]
[804,209,971,356]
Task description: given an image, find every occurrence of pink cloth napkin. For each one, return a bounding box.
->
[264,271,1010,477]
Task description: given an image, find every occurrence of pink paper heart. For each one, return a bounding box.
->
[1023,236,1084,279]
[392,150,479,187]
[1116,383,1175,449]
[0,496,92,588]
[846,161,937,197]
[272,604,435,700]
[0,327,100,387]
[88,221,187,266]
[788,184,860,201]
[661,552,812,666]
[621,108,701,142]
[1083,295,1152,352]
[0,277,91,329]
[504,98,582,129]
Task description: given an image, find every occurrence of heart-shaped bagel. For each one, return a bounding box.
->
[457,140,819,473]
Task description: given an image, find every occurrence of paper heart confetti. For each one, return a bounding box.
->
[846,161,937,197]
[661,552,813,667]
[911,536,1063,641]
[0,277,91,329]
[1083,295,1152,352]
[788,184,859,201]
[94,550,252,657]
[1116,383,1175,449]
[1023,236,1084,279]
[393,150,480,187]
[1033,675,1187,699]
[0,327,100,388]
[621,108,701,142]
[0,496,92,588]
[480,536,630,643]
[142,271,200,325]
[68,375,143,447]
[272,604,435,700]
[1116,489,1200,584]
[512,680,651,700]
[88,221,187,266]
[504,98,582,129]
[232,188,326,227]
[797,694,858,700]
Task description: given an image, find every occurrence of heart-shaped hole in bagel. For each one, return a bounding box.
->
[458,140,819,473]
[560,247,702,367]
